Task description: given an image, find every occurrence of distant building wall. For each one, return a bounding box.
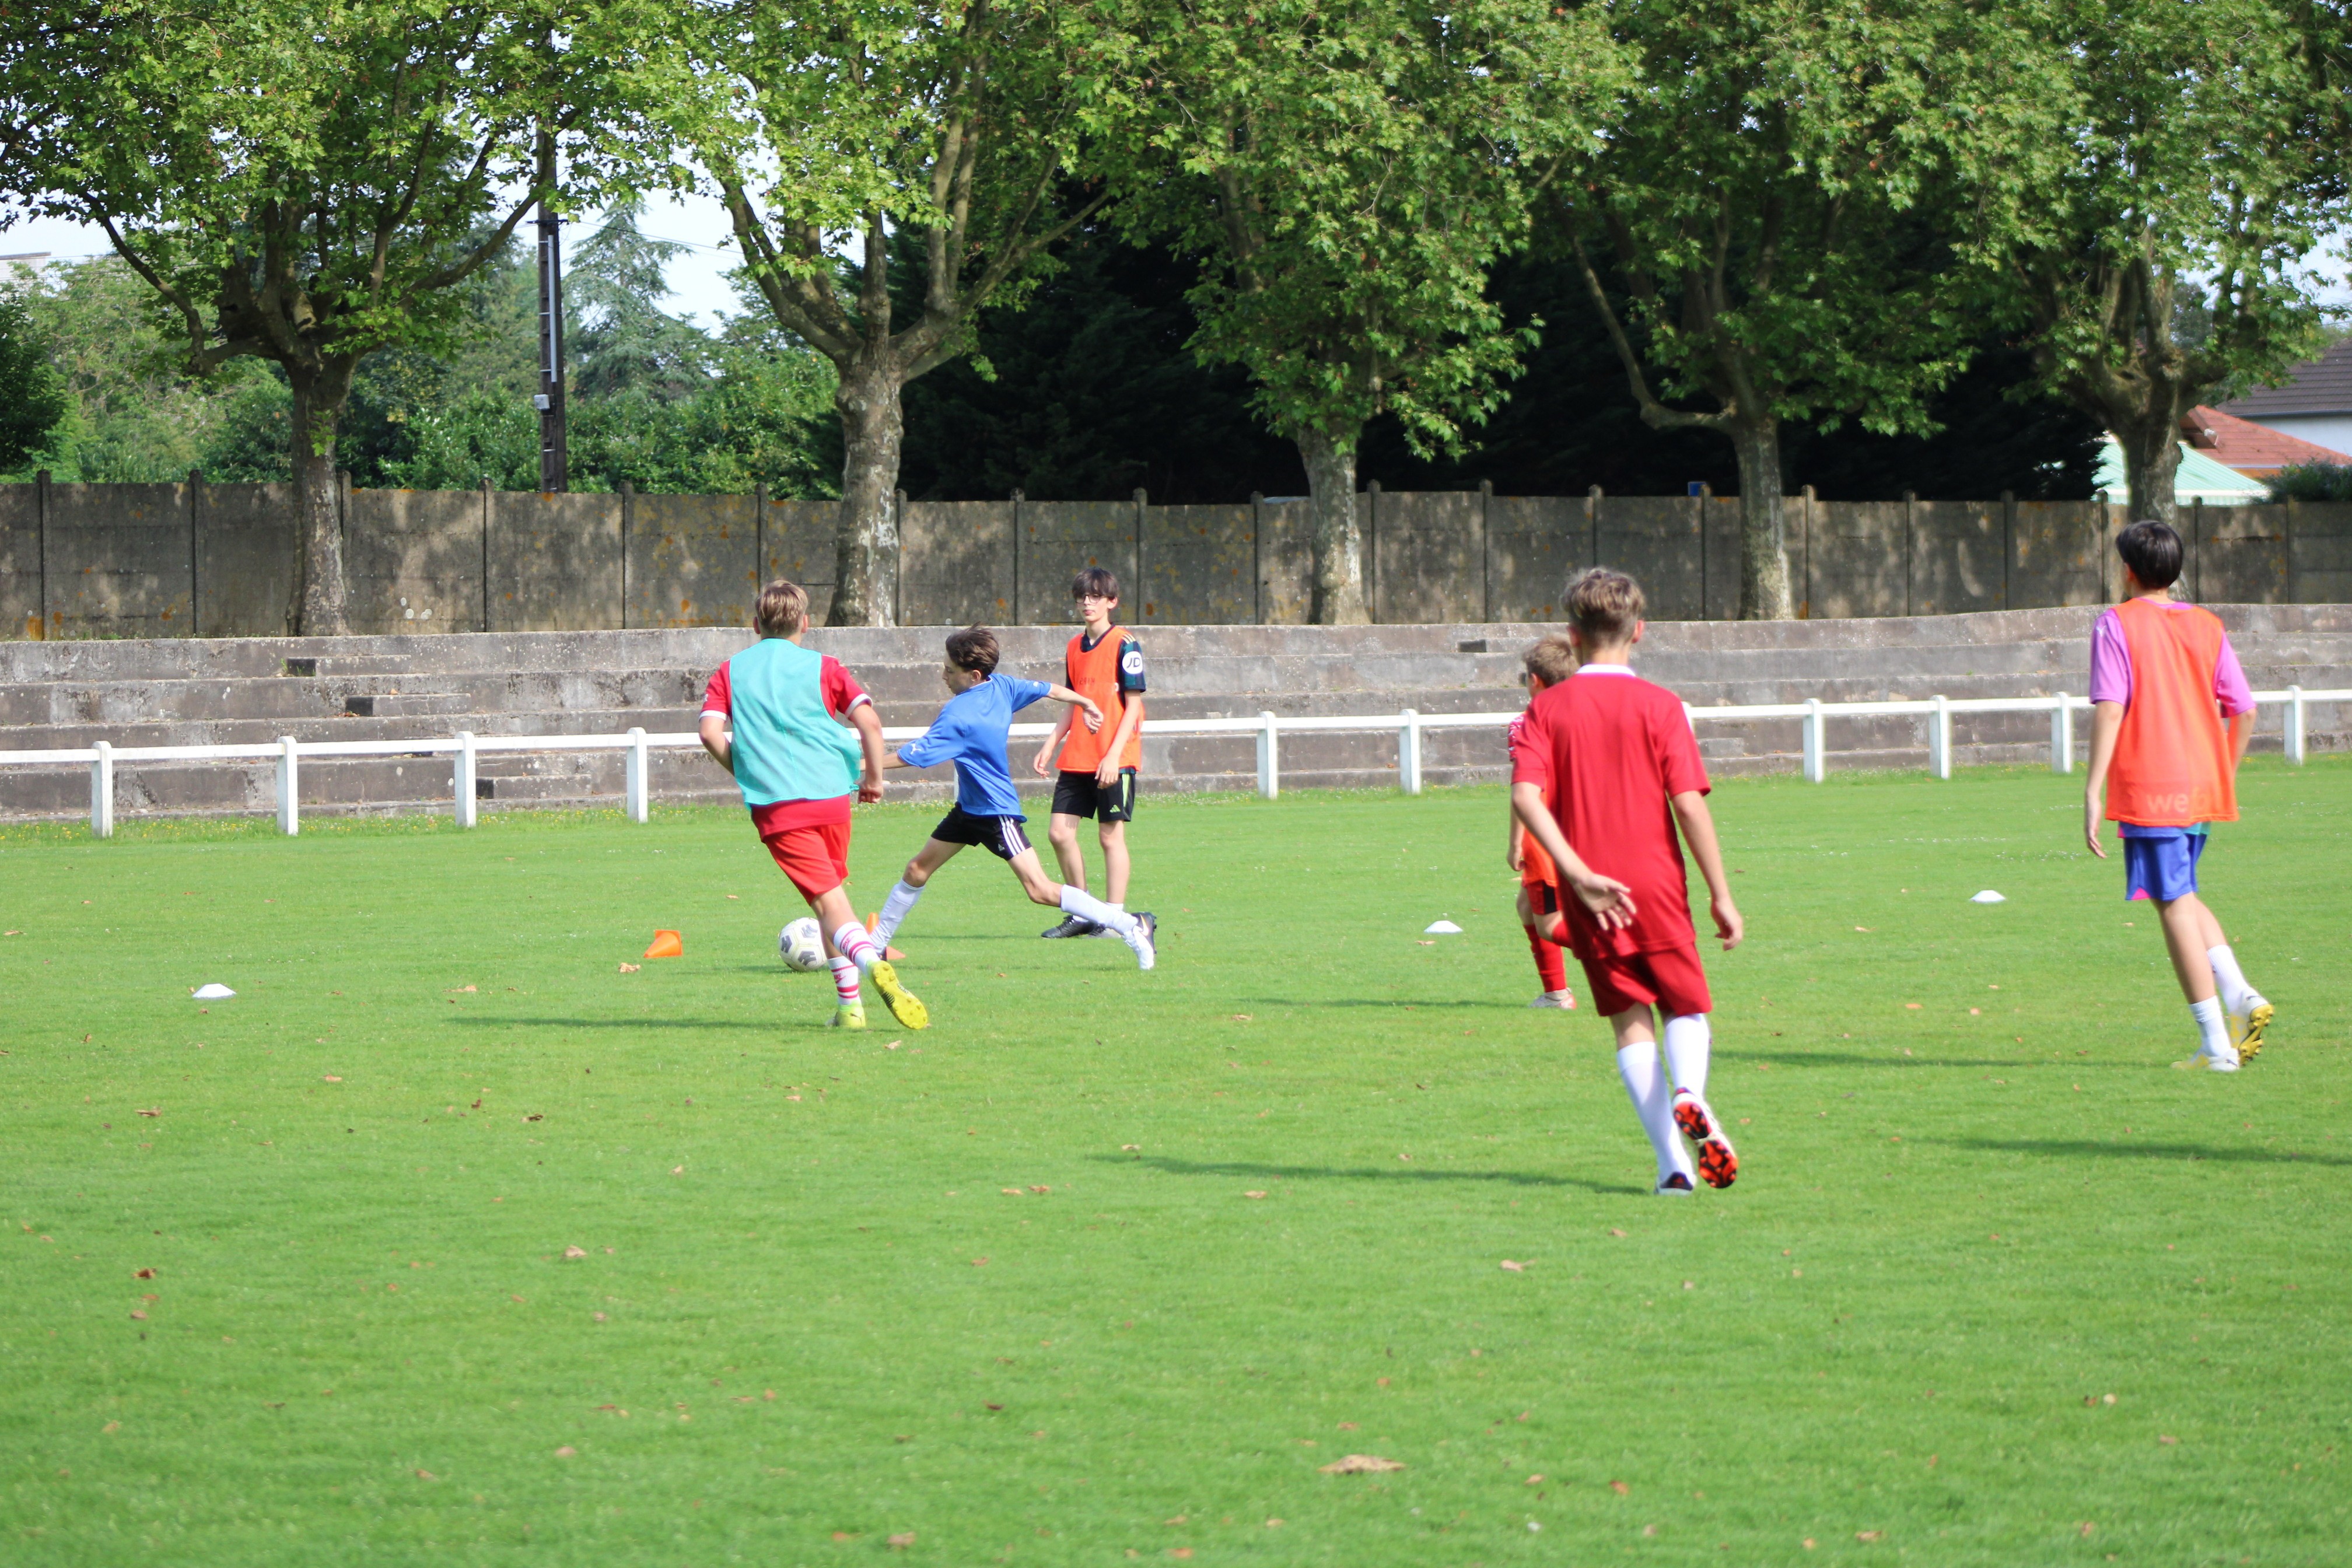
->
[3,477,2348,639]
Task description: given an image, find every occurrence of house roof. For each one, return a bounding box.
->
[2219,337,2352,417]
[2180,405,2345,477]
[2095,438,2268,503]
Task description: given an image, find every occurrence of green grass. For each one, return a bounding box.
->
[3,761,2348,1567]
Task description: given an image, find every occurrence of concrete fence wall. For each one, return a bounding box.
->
[7,475,2351,640]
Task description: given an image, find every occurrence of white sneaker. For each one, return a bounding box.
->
[2174,1048,2241,1073]
[1124,911,1157,972]
[1528,991,1576,1010]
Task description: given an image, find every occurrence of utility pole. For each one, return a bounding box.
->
[533,127,568,493]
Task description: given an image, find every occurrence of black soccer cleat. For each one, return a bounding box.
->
[1040,914,1101,939]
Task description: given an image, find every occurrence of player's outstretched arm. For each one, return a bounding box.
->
[1511,782,1636,929]
[850,704,887,802]
[1670,789,1742,951]
[1047,684,1105,733]
[2082,701,2124,859]
[697,713,732,774]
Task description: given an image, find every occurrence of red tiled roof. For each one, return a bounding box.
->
[2218,337,2352,417]
[2180,405,2344,477]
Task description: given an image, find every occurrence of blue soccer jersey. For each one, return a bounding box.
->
[896,674,1052,817]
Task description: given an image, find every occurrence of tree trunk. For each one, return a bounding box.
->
[2113,411,2182,527]
[1296,424,1370,624]
[287,376,351,636]
[830,354,902,627]
[1727,415,1796,620]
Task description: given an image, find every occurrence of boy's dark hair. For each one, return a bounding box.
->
[1565,568,1646,645]
[944,625,1000,676]
[754,579,810,638]
[1071,567,1122,603]
[1523,635,1578,687]
[2116,520,2184,590]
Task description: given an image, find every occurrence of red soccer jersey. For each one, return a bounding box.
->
[701,654,872,835]
[1508,666,1709,960]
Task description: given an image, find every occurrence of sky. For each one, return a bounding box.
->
[0,188,752,330]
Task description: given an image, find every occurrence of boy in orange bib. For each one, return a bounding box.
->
[1031,568,1150,940]
[1506,636,1580,1009]
[2081,520,2270,1071]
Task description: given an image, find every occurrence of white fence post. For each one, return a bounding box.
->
[626,727,649,822]
[89,740,114,838]
[1399,709,1422,795]
[454,732,478,827]
[276,736,300,835]
[1256,710,1279,800]
[2050,696,2073,775]
[2287,685,2306,765]
[1929,695,1952,780]
[1802,698,1825,783]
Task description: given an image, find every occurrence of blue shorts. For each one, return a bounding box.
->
[2122,830,2206,902]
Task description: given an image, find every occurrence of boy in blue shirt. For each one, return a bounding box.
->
[872,626,1159,971]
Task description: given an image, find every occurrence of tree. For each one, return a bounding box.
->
[2,0,658,631]
[2001,0,2342,525]
[566,199,716,402]
[1107,0,1615,622]
[896,225,1305,502]
[1559,0,2042,618]
[0,288,71,473]
[673,0,1142,625]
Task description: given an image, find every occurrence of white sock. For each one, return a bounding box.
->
[1662,1014,1712,1100]
[832,922,883,971]
[2206,944,2261,1014]
[1059,884,1135,937]
[2189,996,2235,1061]
[828,956,860,1007]
[1617,1041,1693,1185]
[874,880,923,945]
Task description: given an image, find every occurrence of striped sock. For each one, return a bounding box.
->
[829,956,860,1007]
[832,922,883,971]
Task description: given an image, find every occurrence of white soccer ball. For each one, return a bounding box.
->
[778,917,827,972]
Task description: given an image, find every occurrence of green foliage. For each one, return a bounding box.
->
[0,286,68,471]
[1111,0,1615,458]
[2001,0,2343,519]
[567,201,717,402]
[2266,461,2352,503]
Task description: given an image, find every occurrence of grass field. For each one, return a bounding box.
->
[3,759,2348,1567]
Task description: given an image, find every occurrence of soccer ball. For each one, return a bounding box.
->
[778,917,826,972]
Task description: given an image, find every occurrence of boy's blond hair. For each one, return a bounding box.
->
[754,579,810,638]
[1523,635,1578,687]
[1566,568,1645,645]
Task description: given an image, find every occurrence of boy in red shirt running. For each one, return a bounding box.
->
[1512,569,1744,1194]
[1506,636,1580,1009]
[2081,520,2270,1071]
[699,580,928,1032]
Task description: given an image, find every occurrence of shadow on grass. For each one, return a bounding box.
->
[1718,1049,2039,1071]
[1944,1138,2352,1168]
[1098,1153,1647,1197]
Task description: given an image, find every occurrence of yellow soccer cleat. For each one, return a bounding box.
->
[830,1002,867,1030]
[2231,1002,2273,1061]
[865,960,930,1031]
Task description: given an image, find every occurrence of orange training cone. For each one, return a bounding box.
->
[866,911,905,962]
[643,929,683,960]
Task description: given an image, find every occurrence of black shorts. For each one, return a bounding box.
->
[1052,768,1138,822]
[930,807,1034,862]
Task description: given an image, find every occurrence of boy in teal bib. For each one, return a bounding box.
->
[699,580,929,1031]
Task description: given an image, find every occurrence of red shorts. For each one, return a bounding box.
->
[1522,878,1559,915]
[762,821,851,900]
[1578,942,1712,1019]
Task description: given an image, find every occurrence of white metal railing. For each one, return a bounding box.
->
[8,689,2346,838]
